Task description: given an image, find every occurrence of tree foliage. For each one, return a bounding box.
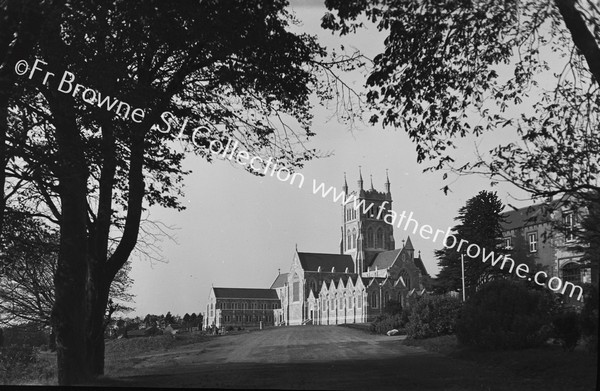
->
[405,295,462,339]
[435,191,508,297]
[1,0,343,384]
[322,0,599,202]
[456,279,555,350]
[0,209,134,327]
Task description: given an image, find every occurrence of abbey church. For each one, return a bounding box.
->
[205,171,430,329]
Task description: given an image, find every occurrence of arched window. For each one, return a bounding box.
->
[400,269,411,290]
[384,292,390,306]
[292,274,300,302]
[371,292,378,308]
[357,294,363,308]
[346,230,351,250]
[562,262,582,284]
[367,227,373,248]
[376,228,383,248]
[352,228,357,249]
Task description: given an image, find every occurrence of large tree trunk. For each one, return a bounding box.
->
[555,0,600,85]
[86,274,110,376]
[52,157,89,384]
[0,94,7,234]
[48,96,90,386]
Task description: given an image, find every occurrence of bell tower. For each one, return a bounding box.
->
[341,168,394,273]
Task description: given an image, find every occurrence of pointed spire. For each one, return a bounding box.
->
[385,169,391,194]
[342,172,348,194]
[370,174,374,190]
[358,166,364,190]
[404,236,414,250]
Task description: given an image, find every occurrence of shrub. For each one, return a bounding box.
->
[370,313,405,335]
[405,295,462,339]
[225,326,234,332]
[552,310,581,351]
[456,279,554,350]
[580,284,598,352]
[0,345,37,383]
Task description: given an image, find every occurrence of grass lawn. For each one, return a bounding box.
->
[404,335,598,391]
[104,331,214,374]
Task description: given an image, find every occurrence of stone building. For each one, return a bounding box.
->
[204,287,280,329]
[207,170,430,327]
[501,201,595,294]
[273,171,429,326]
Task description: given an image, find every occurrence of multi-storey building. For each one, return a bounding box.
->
[501,201,595,291]
[207,170,430,328]
[204,287,280,329]
[273,171,429,325]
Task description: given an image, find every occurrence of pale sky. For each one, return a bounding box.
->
[127,1,535,318]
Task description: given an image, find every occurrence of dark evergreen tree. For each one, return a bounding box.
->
[435,191,507,298]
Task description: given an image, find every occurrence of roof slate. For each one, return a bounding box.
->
[270,273,289,289]
[298,252,355,273]
[369,249,402,269]
[501,203,554,231]
[414,257,429,277]
[212,287,279,300]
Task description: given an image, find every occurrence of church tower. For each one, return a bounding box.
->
[341,168,395,273]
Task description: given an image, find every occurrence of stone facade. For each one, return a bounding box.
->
[272,171,430,326]
[208,170,430,327]
[204,287,280,329]
[501,201,594,290]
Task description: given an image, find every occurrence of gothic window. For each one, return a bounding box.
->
[352,228,357,249]
[292,274,300,302]
[357,294,363,308]
[400,269,411,290]
[347,230,351,250]
[376,228,383,248]
[384,292,390,306]
[370,292,378,308]
[349,296,354,309]
[367,227,373,248]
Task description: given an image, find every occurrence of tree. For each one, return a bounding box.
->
[0,209,134,328]
[321,0,599,204]
[568,189,600,285]
[435,191,507,298]
[2,0,341,384]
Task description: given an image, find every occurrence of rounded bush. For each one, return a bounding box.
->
[406,295,462,339]
[552,310,581,351]
[456,279,553,350]
[370,313,405,335]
